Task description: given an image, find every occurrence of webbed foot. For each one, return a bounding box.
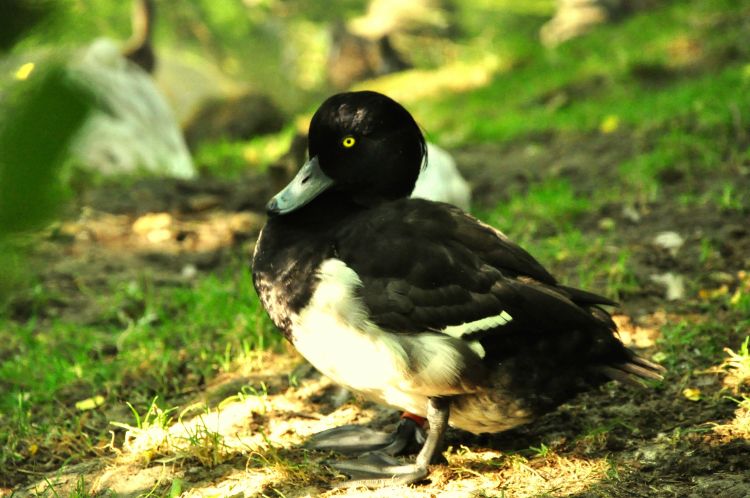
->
[331,451,429,487]
[305,416,425,456]
[310,400,450,488]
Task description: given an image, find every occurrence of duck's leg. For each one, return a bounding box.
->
[328,397,450,487]
[305,412,425,456]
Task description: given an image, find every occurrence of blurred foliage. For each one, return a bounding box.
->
[3,0,562,114]
[0,67,91,232]
[0,64,93,300]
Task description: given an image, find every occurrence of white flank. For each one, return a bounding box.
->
[290,258,479,414]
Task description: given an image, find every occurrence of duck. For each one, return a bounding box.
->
[327,22,410,90]
[251,90,663,486]
[327,0,457,89]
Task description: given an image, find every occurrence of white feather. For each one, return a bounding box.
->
[443,311,513,338]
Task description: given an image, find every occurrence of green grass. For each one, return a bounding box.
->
[1,263,276,408]
[0,261,278,475]
[476,178,639,299]
[481,178,592,239]
[436,0,750,306]
[416,0,750,142]
[657,318,733,372]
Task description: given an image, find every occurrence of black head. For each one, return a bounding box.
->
[267,91,426,215]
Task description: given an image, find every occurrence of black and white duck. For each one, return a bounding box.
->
[251,90,663,486]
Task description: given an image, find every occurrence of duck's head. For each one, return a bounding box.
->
[267,91,426,216]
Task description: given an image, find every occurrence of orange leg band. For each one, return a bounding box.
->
[401,411,427,426]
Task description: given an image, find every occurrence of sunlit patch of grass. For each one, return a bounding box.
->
[15,359,343,496]
[710,336,750,441]
[715,336,750,394]
[359,53,507,107]
[104,366,343,495]
[462,0,556,17]
[712,396,750,441]
[28,474,103,498]
[113,399,234,468]
[402,0,750,149]
[176,448,328,498]
[442,445,610,497]
[110,397,178,463]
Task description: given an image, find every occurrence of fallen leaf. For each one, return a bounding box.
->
[600,115,619,134]
[699,285,729,300]
[132,212,172,234]
[75,395,105,411]
[15,62,35,80]
[682,388,701,402]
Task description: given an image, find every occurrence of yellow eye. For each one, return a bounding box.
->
[342,136,356,148]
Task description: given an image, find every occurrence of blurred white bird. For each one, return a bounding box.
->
[412,142,471,211]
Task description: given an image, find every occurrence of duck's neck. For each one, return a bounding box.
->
[123,0,156,73]
[130,0,154,46]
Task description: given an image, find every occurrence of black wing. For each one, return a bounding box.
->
[335,199,607,333]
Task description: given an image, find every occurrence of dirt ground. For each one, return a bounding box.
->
[7,128,750,497]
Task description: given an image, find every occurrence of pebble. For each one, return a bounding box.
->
[650,272,685,300]
[181,264,198,280]
[622,204,641,223]
[652,231,684,256]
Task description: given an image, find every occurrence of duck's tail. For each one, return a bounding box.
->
[599,350,665,387]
